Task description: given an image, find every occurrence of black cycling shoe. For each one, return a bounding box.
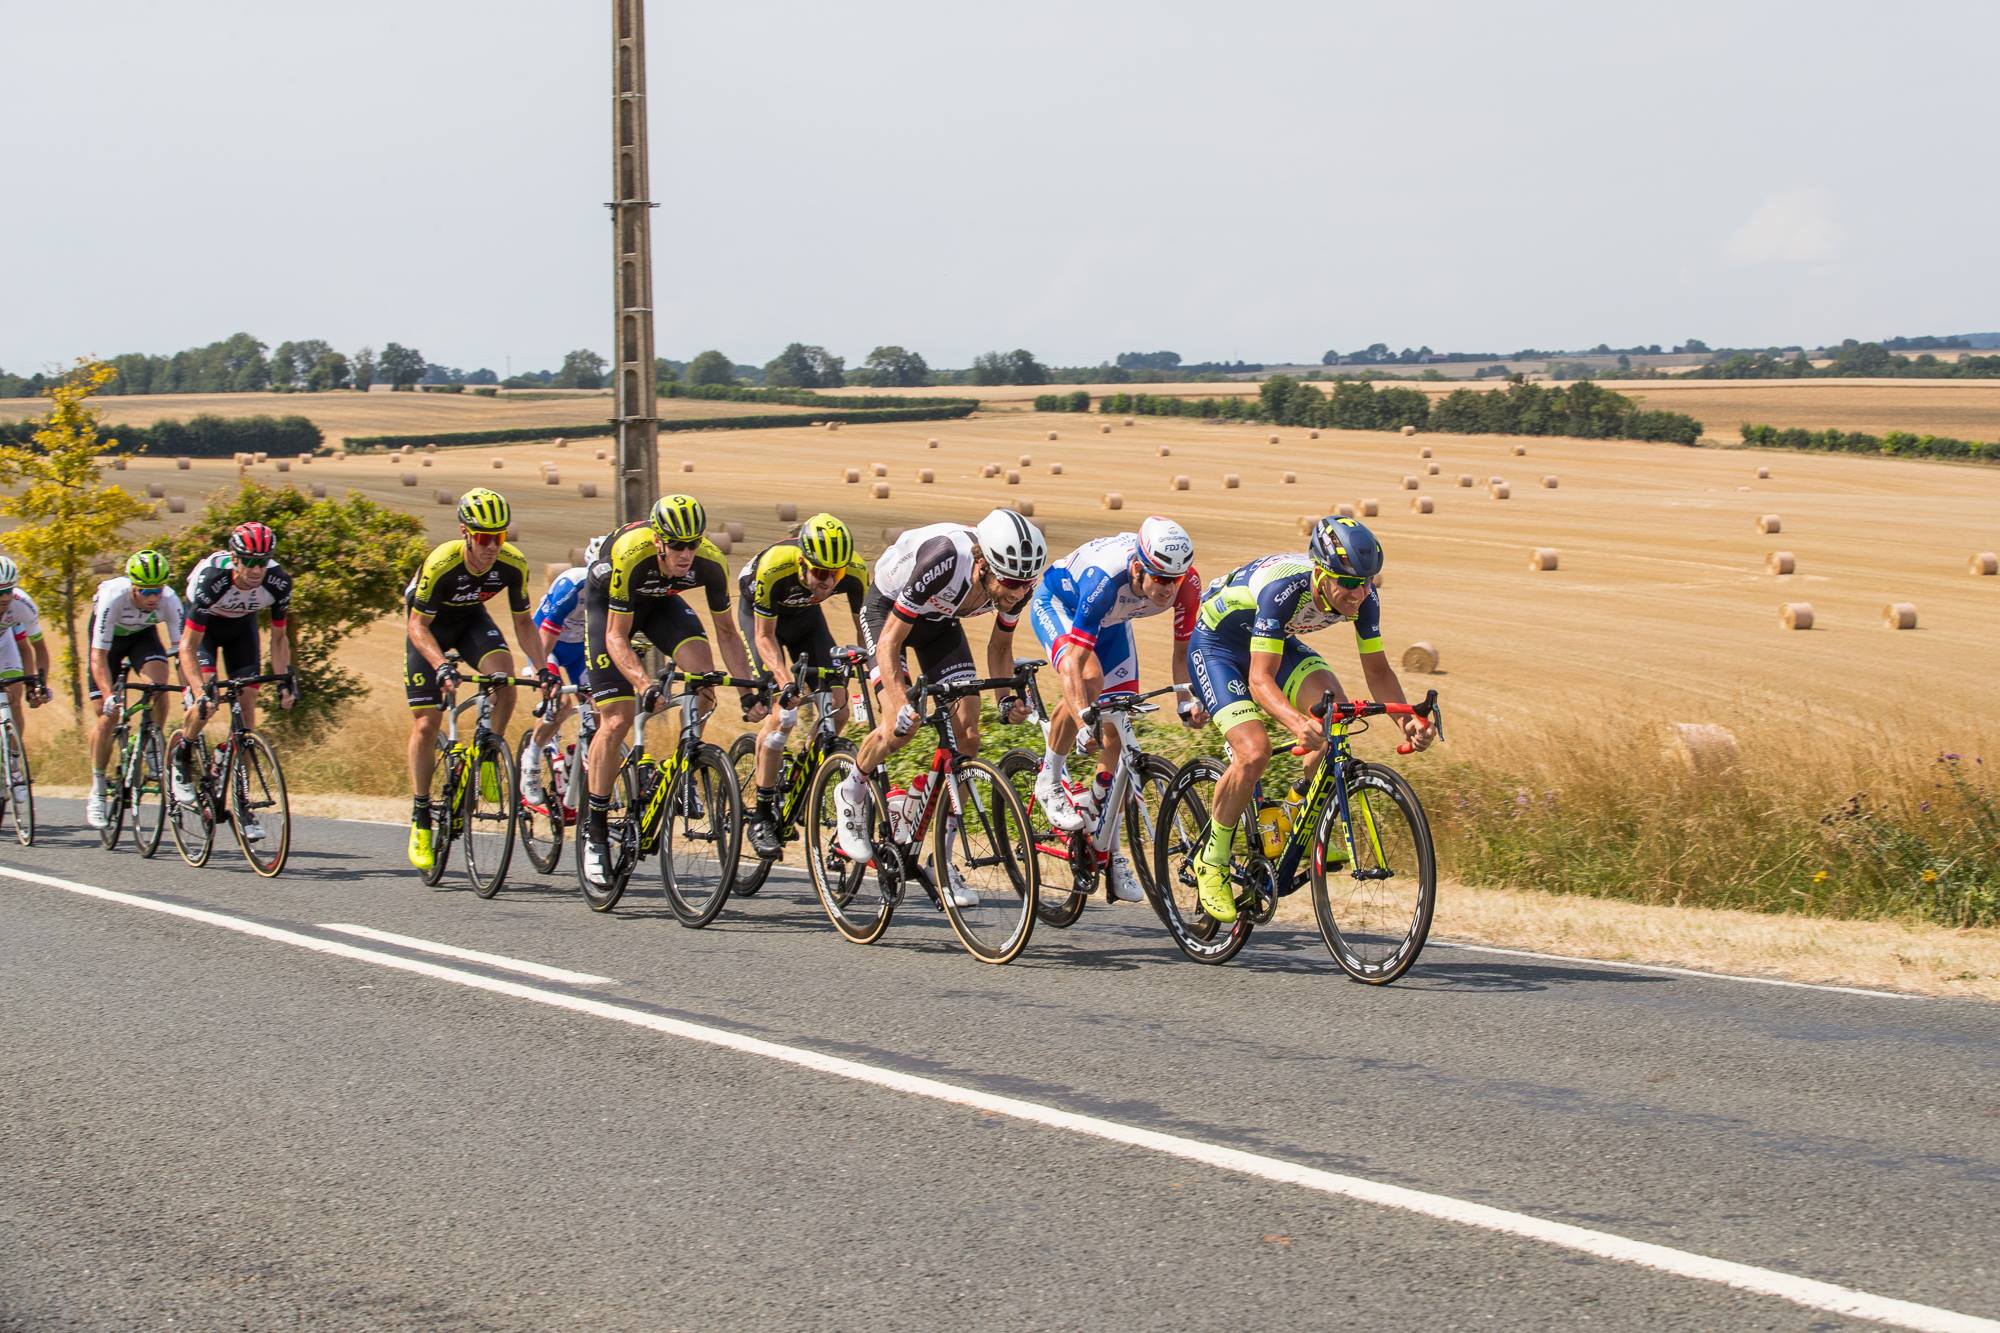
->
[745,812,785,860]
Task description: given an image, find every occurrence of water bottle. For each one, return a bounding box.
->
[1256,800,1292,859]
[885,785,913,843]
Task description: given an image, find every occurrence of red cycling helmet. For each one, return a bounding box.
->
[230,521,277,558]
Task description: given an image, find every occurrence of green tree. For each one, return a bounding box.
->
[1004,348,1050,385]
[268,342,302,391]
[862,345,929,387]
[379,342,426,391]
[554,349,608,390]
[305,349,351,392]
[0,360,154,710]
[152,481,427,736]
[685,350,736,386]
[764,343,845,389]
[969,351,1009,385]
[351,346,377,391]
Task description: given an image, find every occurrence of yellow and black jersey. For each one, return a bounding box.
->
[405,539,531,619]
[739,542,866,620]
[588,521,730,616]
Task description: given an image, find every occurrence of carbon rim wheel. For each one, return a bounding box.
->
[1,721,32,847]
[659,744,740,927]
[803,750,894,944]
[578,765,638,912]
[934,757,1037,964]
[1312,763,1436,984]
[166,734,213,866]
[998,749,1085,928]
[130,727,166,858]
[463,733,518,898]
[1150,758,1254,964]
[420,746,455,887]
[727,733,774,897]
[517,729,566,876]
[1122,754,1177,901]
[230,732,291,878]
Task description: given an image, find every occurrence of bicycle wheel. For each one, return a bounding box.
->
[935,757,1037,964]
[517,729,565,875]
[166,734,214,866]
[803,748,895,944]
[728,732,774,897]
[0,720,32,847]
[421,747,456,887]
[1312,762,1437,984]
[1149,757,1254,964]
[998,749,1086,928]
[229,732,291,877]
[98,736,129,851]
[578,764,638,912]
[129,726,167,859]
[660,743,740,927]
[460,732,518,898]
[1122,754,1178,901]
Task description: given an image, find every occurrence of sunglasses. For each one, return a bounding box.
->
[662,538,702,553]
[994,575,1036,591]
[465,530,505,547]
[133,585,165,595]
[801,562,840,579]
[235,555,270,568]
[1331,574,1369,589]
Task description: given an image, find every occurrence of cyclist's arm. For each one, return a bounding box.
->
[1358,648,1432,750]
[754,614,789,692]
[984,618,1018,702]
[406,609,449,672]
[700,558,757,691]
[268,620,292,686]
[177,624,206,691]
[607,610,648,696]
[89,647,114,704]
[510,609,541,671]
[29,635,49,680]
[536,621,563,662]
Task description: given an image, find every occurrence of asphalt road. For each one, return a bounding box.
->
[3,800,1996,1332]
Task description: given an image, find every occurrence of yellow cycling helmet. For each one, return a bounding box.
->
[648,493,707,542]
[126,549,171,588]
[457,487,512,534]
[796,513,853,571]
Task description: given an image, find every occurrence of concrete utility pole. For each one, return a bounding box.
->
[610,0,659,527]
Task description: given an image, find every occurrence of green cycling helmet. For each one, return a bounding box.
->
[126,549,171,589]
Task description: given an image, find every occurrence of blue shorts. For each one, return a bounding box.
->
[1186,625,1330,733]
[1028,579,1138,694]
[548,639,586,685]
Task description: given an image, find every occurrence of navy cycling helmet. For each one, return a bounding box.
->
[1308,516,1383,580]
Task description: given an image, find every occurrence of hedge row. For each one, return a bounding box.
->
[1097,383,1430,431]
[662,383,976,411]
[1429,381,1702,444]
[1033,391,1092,412]
[1740,422,1998,461]
[0,412,323,457]
[344,403,977,452]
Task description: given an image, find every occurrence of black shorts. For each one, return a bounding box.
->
[90,629,169,700]
[405,610,509,711]
[858,592,975,692]
[191,614,262,681]
[585,595,707,703]
[736,601,837,677]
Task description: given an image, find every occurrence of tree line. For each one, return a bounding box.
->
[1681,340,2000,380]
[0,414,322,458]
[1739,422,1996,462]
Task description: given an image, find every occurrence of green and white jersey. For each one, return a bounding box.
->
[90,576,185,651]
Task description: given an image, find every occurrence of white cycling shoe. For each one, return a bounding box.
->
[1107,851,1144,902]
[1033,766,1087,832]
[518,745,548,805]
[169,764,197,806]
[833,771,875,861]
[238,813,265,843]
[583,835,612,886]
[85,792,108,828]
[942,863,980,909]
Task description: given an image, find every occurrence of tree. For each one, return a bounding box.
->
[1320,349,1341,365]
[685,350,736,386]
[379,343,425,390]
[969,351,1009,386]
[305,349,351,392]
[764,343,845,389]
[351,346,376,391]
[861,345,929,387]
[554,349,607,390]
[268,342,302,391]
[1004,348,1050,385]
[153,482,428,736]
[1115,351,1182,373]
[0,360,154,710]
[1676,338,1710,354]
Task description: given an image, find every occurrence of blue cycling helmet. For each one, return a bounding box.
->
[1308,516,1383,580]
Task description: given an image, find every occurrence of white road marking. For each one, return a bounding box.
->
[6,862,1994,1333]
[318,923,615,986]
[1429,939,1927,1001]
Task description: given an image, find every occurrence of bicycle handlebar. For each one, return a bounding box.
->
[120,680,182,696]
[1290,689,1444,757]
[206,672,295,695]
[910,659,1041,707]
[1078,683,1183,728]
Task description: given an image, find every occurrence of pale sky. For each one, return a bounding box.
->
[3,0,1994,375]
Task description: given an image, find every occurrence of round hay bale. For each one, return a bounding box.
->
[427,441,440,452]
[1488,475,1505,486]
[1102,492,1124,510]
[1412,496,1434,514]
[1402,476,1419,490]
[490,458,504,470]
[544,470,561,485]
[176,456,191,470]
[1100,424,1111,434]
[1419,447,1433,459]
[1426,462,1440,476]
[1755,466,1770,479]
[1172,475,1190,491]
[1123,417,1135,427]
[927,437,939,449]
[553,438,566,450]
[298,453,311,465]
[1359,498,1379,517]
[1400,642,1439,673]
[145,482,165,498]
[253,452,268,464]
[1401,425,1417,438]
[776,502,798,522]
[712,533,733,555]
[1049,462,1063,475]
[1309,429,1320,440]
[918,468,935,483]
[1968,552,1998,575]
[401,472,418,487]
[1335,503,1356,518]
[825,421,839,432]
[1883,602,1918,630]
[1047,430,1058,441]
[1512,445,1527,457]
[275,459,291,473]
[577,482,598,498]
[1780,602,1814,630]
[1157,445,1171,457]
[422,457,433,467]
[681,460,694,473]
[1542,475,1558,488]
[166,496,186,514]
[1282,471,1296,484]
[1490,483,1510,500]
[845,468,862,483]
[1668,723,1739,774]
[871,482,890,499]
[1223,474,1241,489]
[1530,548,1559,571]
[1765,551,1796,575]
[1268,434,1280,445]
[595,449,608,461]
[112,457,128,471]
[1019,455,1033,467]
[435,490,452,505]
[1018,500,1035,517]
[1757,514,1781,533]
[1005,470,1021,486]
[871,463,887,477]
[1296,516,1316,537]
[309,483,326,499]
[1457,474,1474,488]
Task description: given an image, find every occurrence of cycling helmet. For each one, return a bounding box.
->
[229,521,277,558]
[974,508,1048,581]
[457,487,511,534]
[648,493,707,541]
[796,513,854,571]
[0,555,17,592]
[583,534,607,566]
[126,549,171,589]
[1308,516,1384,581]
[1135,516,1195,578]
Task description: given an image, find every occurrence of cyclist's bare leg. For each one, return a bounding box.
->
[671,635,721,720]
[1211,716,1271,832]
[140,659,171,732]
[408,709,443,793]
[1047,652,1103,759]
[587,698,636,796]
[1287,667,1340,792]
[475,648,517,737]
[530,699,573,755]
[4,681,24,743]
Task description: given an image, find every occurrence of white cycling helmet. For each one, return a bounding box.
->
[974,508,1048,581]
[0,555,17,592]
[1135,516,1195,578]
[583,534,607,566]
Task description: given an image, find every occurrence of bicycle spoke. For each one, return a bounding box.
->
[1312,765,1436,984]
[935,758,1035,964]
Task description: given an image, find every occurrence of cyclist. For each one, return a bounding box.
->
[404,488,547,871]
[736,512,867,859]
[517,532,606,806]
[1184,516,1432,924]
[1027,517,1208,900]
[173,521,297,841]
[85,550,186,828]
[0,556,52,804]
[833,508,1047,904]
[579,494,763,887]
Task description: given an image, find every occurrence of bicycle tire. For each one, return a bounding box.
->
[727,732,775,897]
[1122,754,1178,902]
[1311,762,1436,985]
[1,719,32,847]
[803,748,895,944]
[166,734,214,866]
[99,732,129,851]
[660,743,740,927]
[517,728,566,876]
[229,732,291,877]
[461,732,518,898]
[997,749,1086,929]
[578,764,638,912]
[1148,757,1254,964]
[421,748,456,887]
[130,726,167,858]
[934,756,1037,964]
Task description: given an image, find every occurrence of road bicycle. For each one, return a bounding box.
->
[1152,690,1444,983]
[802,662,1040,964]
[576,667,753,925]
[97,674,178,858]
[166,672,296,876]
[0,680,36,846]
[417,656,540,898]
[998,681,1181,928]
[727,648,865,896]
[518,683,596,876]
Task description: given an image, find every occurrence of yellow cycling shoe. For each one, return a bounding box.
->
[1196,860,1237,924]
[407,823,435,871]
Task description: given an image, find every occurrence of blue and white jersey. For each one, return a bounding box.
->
[1044,533,1199,651]
[534,565,589,646]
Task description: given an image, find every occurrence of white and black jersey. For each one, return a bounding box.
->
[89,577,185,651]
[185,551,293,631]
[872,522,1017,630]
